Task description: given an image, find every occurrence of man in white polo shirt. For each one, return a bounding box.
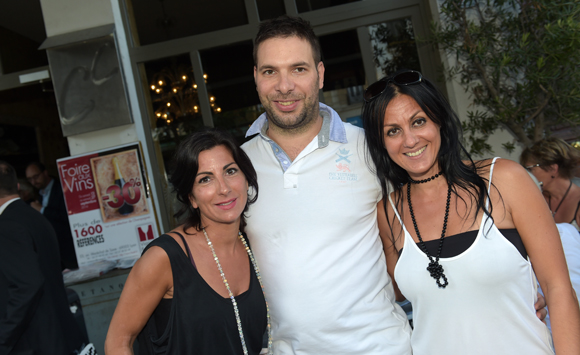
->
[242,16,412,354]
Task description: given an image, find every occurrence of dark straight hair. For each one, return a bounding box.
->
[361,71,492,245]
[169,129,258,233]
[253,15,321,65]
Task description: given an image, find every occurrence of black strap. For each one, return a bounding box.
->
[170,231,197,270]
[570,200,580,224]
[570,201,580,223]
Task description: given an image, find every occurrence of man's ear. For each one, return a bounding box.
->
[254,66,258,87]
[317,61,325,90]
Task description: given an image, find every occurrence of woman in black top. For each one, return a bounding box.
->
[105,129,270,355]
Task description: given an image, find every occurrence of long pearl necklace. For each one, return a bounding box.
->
[202,228,272,355]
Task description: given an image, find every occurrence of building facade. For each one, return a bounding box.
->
[1,0,525,232]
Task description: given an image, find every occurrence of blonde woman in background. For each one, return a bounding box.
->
[521,137,580,230]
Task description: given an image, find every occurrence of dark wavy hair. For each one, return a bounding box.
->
[361,71,492,246]
[253,15,321,65]
[169,129,258,233]
[520,137,580,179]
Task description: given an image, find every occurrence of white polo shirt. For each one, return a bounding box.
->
[242,103,412,355]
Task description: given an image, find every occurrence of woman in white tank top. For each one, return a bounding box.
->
[361,70,580,354]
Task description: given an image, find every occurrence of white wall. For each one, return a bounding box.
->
[39,0,168,234]
[39,0,139,155]
[40,0,114,37]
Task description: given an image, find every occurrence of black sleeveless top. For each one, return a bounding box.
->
[137,233,267,355]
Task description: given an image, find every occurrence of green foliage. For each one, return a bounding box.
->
[370,18,422,77]
[430,0,580,155]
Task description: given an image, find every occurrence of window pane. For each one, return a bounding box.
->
[200,41,262,144]
[296,0,362,13]
[319,30,366,115]
[257,0,286,21]
[0,0,48,74]
[144,54,204,165]
[369,18,421,79]
[127,0,248,46]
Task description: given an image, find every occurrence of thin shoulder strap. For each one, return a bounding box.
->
[170,231,197,270]
[571,200,580,224]
[388,192,404,225]
[485,157,500,210]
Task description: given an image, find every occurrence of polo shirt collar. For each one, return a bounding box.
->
[245,102,348,145]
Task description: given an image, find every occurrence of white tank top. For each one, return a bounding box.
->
[390,158,554,355]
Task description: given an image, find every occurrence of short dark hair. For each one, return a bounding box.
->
[253,15,321,65]
[170,129,258,232]
[520,137,580,179]
[0,161,19,197]
[26,161,46,172]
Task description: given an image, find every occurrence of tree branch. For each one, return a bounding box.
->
[455,1,502,106]
[504,119,532,147]
[522,88,551,126]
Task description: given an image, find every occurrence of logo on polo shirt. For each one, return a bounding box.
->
[329,148,358,182]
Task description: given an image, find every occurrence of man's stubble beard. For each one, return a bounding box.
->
[262,81,321,135]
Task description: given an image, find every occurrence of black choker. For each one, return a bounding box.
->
[407,180,450,288]
[409,172,442,184]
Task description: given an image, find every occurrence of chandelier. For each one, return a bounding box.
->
[149,63,220,127]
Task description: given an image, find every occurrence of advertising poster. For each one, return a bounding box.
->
[57,143,159,267]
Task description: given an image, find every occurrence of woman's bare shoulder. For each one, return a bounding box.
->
[486,158,529,180]
[136,242,171,273]
[464,158,527,181]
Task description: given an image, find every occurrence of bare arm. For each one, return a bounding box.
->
[495,159,580,354]
[377,199,406,302]
[104,246,172,355]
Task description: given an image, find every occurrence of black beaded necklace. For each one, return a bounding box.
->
[406,175,451,288]
[409,171,442,184]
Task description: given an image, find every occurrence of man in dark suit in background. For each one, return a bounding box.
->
[25,162,77,270]
[0,161,84,355]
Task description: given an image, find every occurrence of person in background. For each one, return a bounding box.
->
[546,223,580,331]
[520,137,580,230]
[0,161,84,355]
[105,130,269,355]
[527,168,580,332]
[17,178,37,205]
[25,161,77,270]
[362,69,580,354]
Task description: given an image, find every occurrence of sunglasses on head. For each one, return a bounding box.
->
[363,70,423,102]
